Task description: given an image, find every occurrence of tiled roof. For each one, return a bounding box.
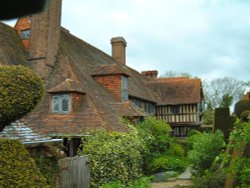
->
[110,101,147,117]
[48,78,86,93]
[92,63,131,77]
[0,121,62,145]
[148,77,203,105]
[0,22,28,66]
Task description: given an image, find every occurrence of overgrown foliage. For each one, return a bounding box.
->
[137,117,172,154]
[0,139,49,188]
[137,117,187,175]
[78,127,146,187]
[188,130,225,176]
[0,65,44,130]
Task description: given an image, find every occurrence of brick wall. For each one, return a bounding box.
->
[15,0,62,81]
[94,75,122,102]
[15,16,31,48]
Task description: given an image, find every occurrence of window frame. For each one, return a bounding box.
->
[121,76,128,101]
[21,29,31,39]
[52,93,71,113]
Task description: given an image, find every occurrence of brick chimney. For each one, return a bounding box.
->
[15,0,62,81]
[141,70,158,79]
[111,37,127,65]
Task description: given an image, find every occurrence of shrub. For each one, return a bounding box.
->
[234,100,250,118]
[149,155,187,174]
[0,139,49,188]
[100,177,151,188]
[240,110,250,122]
[188,130,225,176]
[166,143,185,157]
[0,65,44,130]
[137,117,172,154]
[232,157,250,187]
[192,170,226,188]
[78,127,146,187]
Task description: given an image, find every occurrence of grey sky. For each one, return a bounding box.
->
[4,0,250,81]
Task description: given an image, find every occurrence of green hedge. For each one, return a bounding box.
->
[0,139,49,188]
[214,107,234,140]
[0,65,44,129]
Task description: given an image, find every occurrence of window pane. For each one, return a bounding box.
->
[21,29,30,39]
[52,96,60,112]
[121,76,128,101]
[62,98,69,111]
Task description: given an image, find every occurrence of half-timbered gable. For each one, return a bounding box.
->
[148,77,204,137]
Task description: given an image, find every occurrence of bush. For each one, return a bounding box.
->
[0,65,44,130]
[0,139,49,188]
[149,155,187,174]
[100,177,151,188]
[137,117,172,154]
[234,100,250,118]
[188,130,225,176]
[78,127,146,187]
[166,143,185,157]
[232,157,250,187]
[240,110,250,122]
[191,170,226,188]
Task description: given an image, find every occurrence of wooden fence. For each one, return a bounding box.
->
[57,155,90,188]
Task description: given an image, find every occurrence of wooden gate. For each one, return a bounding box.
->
[57,155,90,188]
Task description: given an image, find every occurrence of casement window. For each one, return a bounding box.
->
[145,103,155,114]
[170,105,180,114]
[121,76,128,101]
[52,94,71,113]
[21,29,30,39]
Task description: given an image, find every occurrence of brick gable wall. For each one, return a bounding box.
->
[94,75,122,102]
[15,16,31,48]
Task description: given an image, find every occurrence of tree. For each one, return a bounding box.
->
[203,77,245,110]
[0,65,44,130]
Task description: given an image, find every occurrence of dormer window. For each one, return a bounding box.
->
[21,29,30,39]
[121,76,128,101]
[52,94,71,113]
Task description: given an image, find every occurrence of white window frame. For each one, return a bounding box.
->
[52,94,71,113]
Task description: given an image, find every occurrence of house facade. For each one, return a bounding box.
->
[0,0,203,155]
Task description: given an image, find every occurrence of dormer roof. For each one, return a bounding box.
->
[48,79,86,94]
[92,63,131,77]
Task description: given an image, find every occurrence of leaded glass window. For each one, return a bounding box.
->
[52,94,71,113]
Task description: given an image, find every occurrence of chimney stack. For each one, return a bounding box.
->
[141,70,158,79]
[111,37,127,65]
